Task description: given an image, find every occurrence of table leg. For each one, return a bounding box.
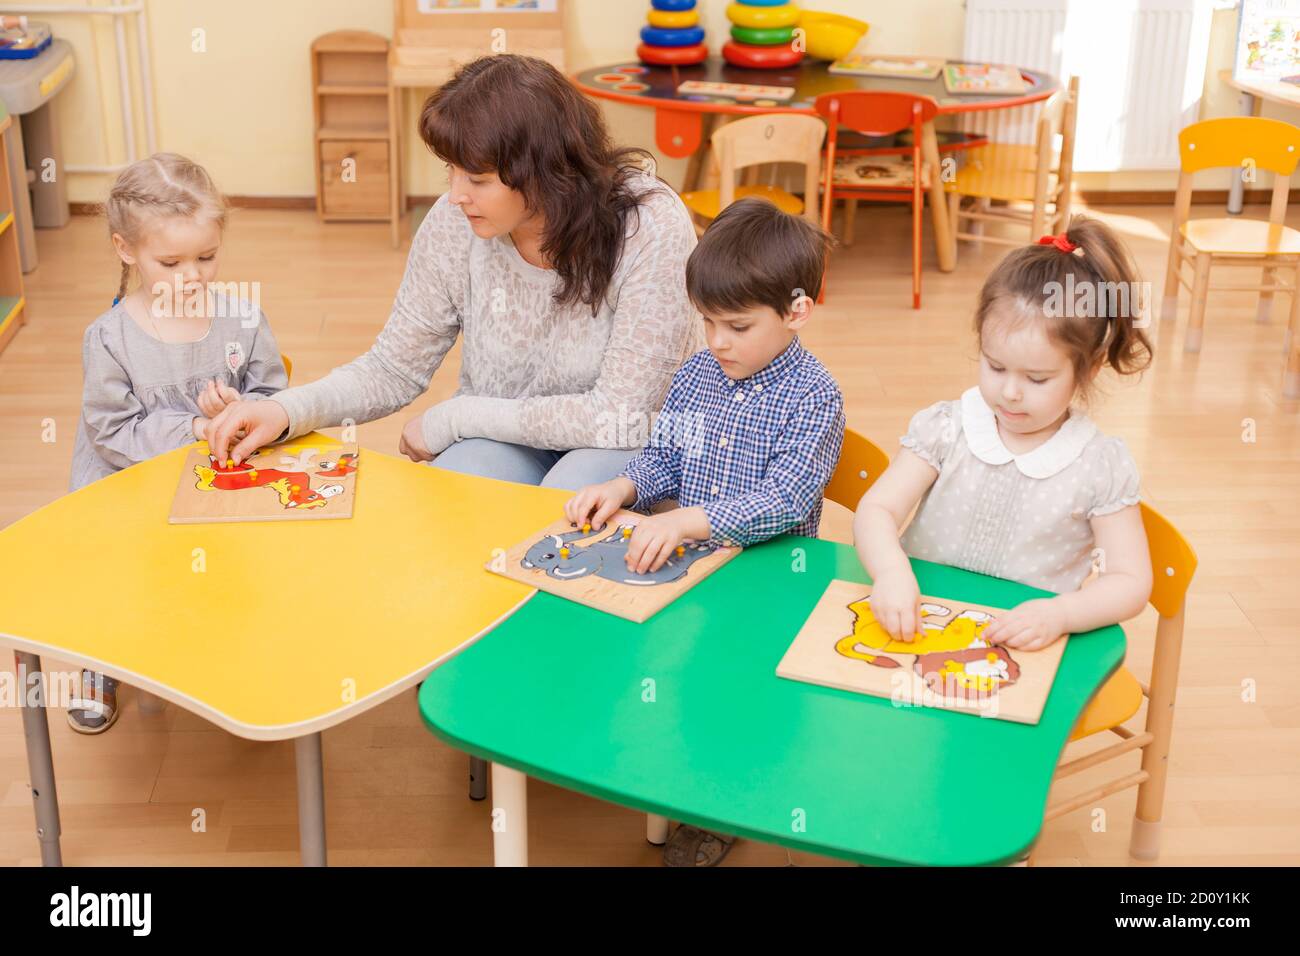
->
[1228,92,1258,215]
[491,763,528,867]
[468,754,488,801]
[15,651,62,866]
[646,813,669,845]
[680,113,719,195]
[294,732,327,867]
[922,122,955,273]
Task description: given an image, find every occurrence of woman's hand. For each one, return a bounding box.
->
[868,568,924,642]
[196,379,242,419]
[565,478,636,532]
[625,507,710,575]
[983,597,1068,651]
[207,399,290,464]
[398,414,434,462]
[192,416,210,441]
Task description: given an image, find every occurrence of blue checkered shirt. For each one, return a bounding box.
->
[621,337,845,546]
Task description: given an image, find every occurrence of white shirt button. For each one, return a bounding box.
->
[725,379,735,387]
[734,392,744,402]
[719,437,729,447]
[711,485,720,495]
[754,384,763,392]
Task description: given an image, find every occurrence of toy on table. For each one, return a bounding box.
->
[829,54,945,79]
[776,580,1067,724]
[489,509,740,623]
[168,442,360,524]
[638,0,707,67]
[723,0,803,70]
[797,10,869,61]
[942,62,1027,95]
[677,79,795,101]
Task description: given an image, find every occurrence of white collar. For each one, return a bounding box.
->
[960,387,1097,479]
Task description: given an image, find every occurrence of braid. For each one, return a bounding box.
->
[104,152,228,301]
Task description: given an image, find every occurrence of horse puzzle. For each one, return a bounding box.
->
[489,510,740,622]
[168,442,360,524]
[776,580,1067,723]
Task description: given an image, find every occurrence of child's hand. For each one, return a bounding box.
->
[625,509,697,575]
[197,379,241,418]
[565,478,634,532]
[868,569,924,642]
[983,598,1068,651]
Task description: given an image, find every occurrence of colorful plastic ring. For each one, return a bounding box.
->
[730,25,796,45]
[637,42,709,66]
[722,39,803,69]
[647,8,699,29]
[652,0,696,10]
[726,2,800,29]
[727,0,788,5]
[640,25,706,47]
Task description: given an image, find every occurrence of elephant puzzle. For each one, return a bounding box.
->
[492,510,740,623]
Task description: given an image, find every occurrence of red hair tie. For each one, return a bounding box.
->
[1038,232,1079,254]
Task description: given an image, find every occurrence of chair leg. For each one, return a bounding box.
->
[1285,263,1300,398]
[1161,236,1182,323]
[1130,607,1185,863]
[1258,265,1278,324]
[843,198,858,247]
[947,192,961,265]
[1185,253,1212,353]
[912,187,923,310]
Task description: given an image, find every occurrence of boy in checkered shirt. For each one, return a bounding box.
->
[566,197,846,577]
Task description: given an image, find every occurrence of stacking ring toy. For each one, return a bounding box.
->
[722,39,802,69]
[730,25,796,45]
[640,25,706,46]
[647,8,699,29]
[651,0,696,10]
[726,2,801,29]
[637,41,708,66]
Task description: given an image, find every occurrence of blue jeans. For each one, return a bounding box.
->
[430,438,638,491]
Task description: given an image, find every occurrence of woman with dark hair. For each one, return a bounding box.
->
[207,54,701,488]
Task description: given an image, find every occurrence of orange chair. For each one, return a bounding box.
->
[1162,116,1300,396]
[1033,502,1197,863]
[815,91,940,309]
[824,426,890,511]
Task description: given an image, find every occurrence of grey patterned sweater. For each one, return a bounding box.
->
[273,172,705,453]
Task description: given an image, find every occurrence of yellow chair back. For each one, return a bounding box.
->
[1178,116,1300,176]
[824,427,890,511]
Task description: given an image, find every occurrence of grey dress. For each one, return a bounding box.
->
[897,387,1142,594]
[70,295,287,491]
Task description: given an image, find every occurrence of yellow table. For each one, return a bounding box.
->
[0,434,568,865]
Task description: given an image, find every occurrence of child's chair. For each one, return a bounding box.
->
[679,114,826,234]
[1033,502,1197,864]
[944,76,1078,258]
[824,426,891,511]
[281,352,293,383]
[815,91,939,309]
[1162,115,1300,397]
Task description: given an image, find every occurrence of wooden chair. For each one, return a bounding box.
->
[280,352,293,384]
[824,427,891,511]
[1032,502,1197,864]
[1162,115,1300,396]
[680,114,826,235]
[815,91,939,309]
[945,76,1078,257]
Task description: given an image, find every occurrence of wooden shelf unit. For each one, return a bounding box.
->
[0,109,27,357]
[311,31,399,231]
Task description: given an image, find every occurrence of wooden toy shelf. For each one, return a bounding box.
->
[311,31,398,232]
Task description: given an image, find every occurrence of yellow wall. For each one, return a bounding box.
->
[19,0,1292,203]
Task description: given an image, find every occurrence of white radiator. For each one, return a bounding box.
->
[962,0,1215,170]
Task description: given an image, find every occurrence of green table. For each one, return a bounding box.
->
[419,537,1125,866]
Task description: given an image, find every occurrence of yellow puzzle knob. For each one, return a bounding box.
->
[560,547,570,558]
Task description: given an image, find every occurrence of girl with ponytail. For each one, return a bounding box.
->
[854,215,1154,652]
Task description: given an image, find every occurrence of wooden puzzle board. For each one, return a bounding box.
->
[776,579,1067,724]
[488,509,739,623]
[168,442,360,524]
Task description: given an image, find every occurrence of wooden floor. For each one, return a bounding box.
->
[2,201,1298,866]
